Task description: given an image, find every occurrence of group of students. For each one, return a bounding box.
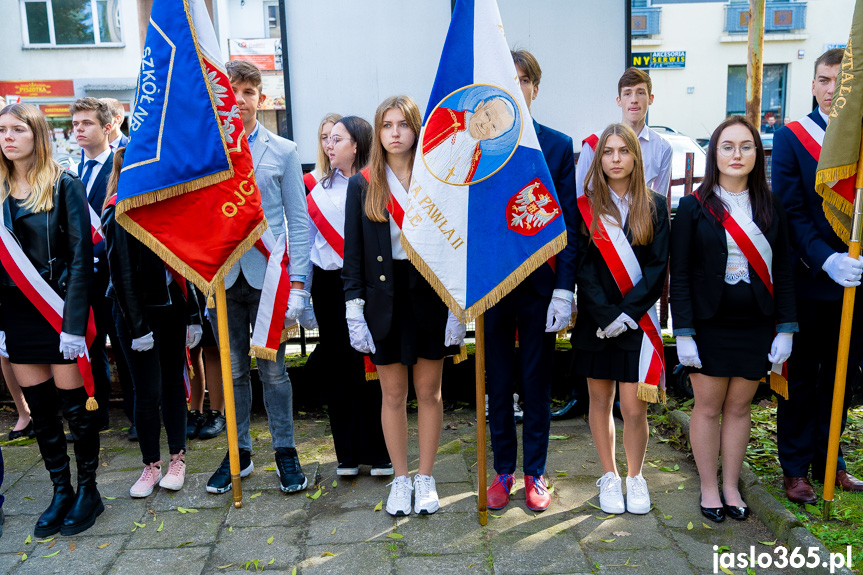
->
[0,46,859,539]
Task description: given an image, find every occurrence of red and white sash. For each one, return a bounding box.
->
[0,207,99,408]
[249,228,296,361]
[786,115,855,201]
[307,184,345,262]
[695,188,789,398]
[303,172,318,193]
[88,204,104,245]
[577,195,665,403]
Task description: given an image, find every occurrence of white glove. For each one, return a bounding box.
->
[597,313,637,339]
[286,288,310,321]
[676,335,702,369]
[131,332,155,352]
[545,290,574,333]
[59,331,87,360]
[768,332,793,364]
[186,324,203,348]
[822,252,863,287]
[345,299,375,354]
[299,299,318,330]
[0,330,8,359]
[444,310,466,347]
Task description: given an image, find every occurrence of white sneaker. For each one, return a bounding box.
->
[385,475,413,516]
[513,393,524,423]
[413,474,440,515]
[484,394,489,419]
[596,471,625,514]
[626,474,651,514]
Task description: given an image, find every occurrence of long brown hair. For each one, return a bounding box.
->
[314,112,342,177]
[104,146,125,212]
[365,95,422,223]
[696,115,772,230]
[584,123,655,246]
[0,103,63,212]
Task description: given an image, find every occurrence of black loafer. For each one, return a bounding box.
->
[700,499,725,523]
[8,421,33,440]
[721,495,750,520]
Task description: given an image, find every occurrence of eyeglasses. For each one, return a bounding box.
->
[718,143,757,157]
[327,135,353,147]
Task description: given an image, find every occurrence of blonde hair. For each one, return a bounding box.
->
[315,113,342,177]
[584,123,655,246]
[365,96,422,223]
[0,103,63,213]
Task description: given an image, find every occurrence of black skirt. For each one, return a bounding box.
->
[371,260,458,366]
[689,281,773,381]
[573,344,642,382]
[0,286,74,365]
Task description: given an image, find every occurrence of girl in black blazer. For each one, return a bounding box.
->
[573,123,670,516]
[670,116,797,522]
[342,96,463,517]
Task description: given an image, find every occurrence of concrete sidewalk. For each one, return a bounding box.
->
[0,408,817,574]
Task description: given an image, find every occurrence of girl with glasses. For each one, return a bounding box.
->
[670,115,797,522]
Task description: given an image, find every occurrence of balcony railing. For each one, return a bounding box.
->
[631,6,662,37]
[725,2,807,34]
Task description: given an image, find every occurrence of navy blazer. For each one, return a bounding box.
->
[772,110,844,301]
[78,151,113,278]
[530,120,578,296]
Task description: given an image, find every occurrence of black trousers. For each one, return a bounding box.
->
[111,283,187,465]
[89,272,134,424]
[777,297,863,478]
[485,281,554,477]
[310,266,388,466]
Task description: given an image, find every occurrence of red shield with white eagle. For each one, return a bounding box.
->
[506,178,561,236]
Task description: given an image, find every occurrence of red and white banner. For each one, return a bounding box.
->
[249,228,296,361]
[307,185,345,262]
[577,195,665,403]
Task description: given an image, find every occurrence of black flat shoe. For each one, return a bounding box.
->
[700,500,725,523]
[8,421,33,440]
[721,495,750,520]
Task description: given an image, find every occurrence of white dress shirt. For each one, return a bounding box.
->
[576,124,673,199]
[609,189,631,228]
[719,187,753,285]
[308,170,349,271]
[82,147,111,198]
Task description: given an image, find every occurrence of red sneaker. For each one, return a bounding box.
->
[487,473,515,509]
[525,475,550,511]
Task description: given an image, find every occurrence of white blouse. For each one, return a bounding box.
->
[719,187,752,285]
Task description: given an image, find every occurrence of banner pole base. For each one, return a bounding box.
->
[822,499,833,522]
[232,474,243,508]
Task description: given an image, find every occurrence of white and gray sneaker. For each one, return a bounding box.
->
[386,475,413,516]
[413,474,440,515]
[625,474,651,514]
[596,471,625,514]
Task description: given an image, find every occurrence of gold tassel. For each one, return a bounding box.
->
[815,163,856,189]
[249,345,278,362]
[281,324,300,342]
[453,345,468,364]
[114,169,234,211]
[187,362,195,380]
[85,397,99,411]
[365,370,380,381]
[769,371,790,400]
[207,295,215,308]
[636,382,659,404]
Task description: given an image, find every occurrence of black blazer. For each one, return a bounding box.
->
[342,173,447,341]
[572,191,670,352]
[79,151,113,278]
[669,192,797,334]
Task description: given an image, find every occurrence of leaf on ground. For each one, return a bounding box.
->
[177,507,199,513]
[24,535,31,545]
[663,514,672,520]
[105,496,117,500]
[489,513,502,518]
[702,522,713,529]
[332,480,338,488]
[36,537,54,544]
[98,542,111,549]
[157,520,165,532]
[250,492,263,500]
[720,567,734,575]
[267,536,274,545]
[309,488,322,500]
[321,552,335,557]
[374,500,383,512]
[677,483,685,490]
[686,521,693,530]
[331,527,337,535]
[595,514,614,520]
[292,569,297,575]
[268,558,275,565]
[717,545,730,553]
[612,531,631,536]
[24,496,36,500]
[134,521,146,528]
[660,466,675,472]
[47,540,56,549]
[646,461,658,467]
[586,501,602,509]
[746,568,757,575]
[804,503,819,514]
[68,542,75,551]
[548,434,569,440]
[41,551,60,558]
[176,541,194,548]
[673,464,680,471]
[757,540,776,546]
[21,554,26,562]
[217,565,234,570]
[263,466,276,472]
[131,527,137,533]
[600,538,616,543]
[547,485,555,494]
[386,533,404,539]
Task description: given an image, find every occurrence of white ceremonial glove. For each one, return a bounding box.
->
[597,313,637,339]
[545,290,574,333]
[676,335,702,369]
[768,332,794,365]
[186,324,203,348]
[822,252,863,287]
[131,332,155,352]
[299,299,318,330]
[58,331,87,360]
[345,298,376,354]
[286,288,310,321]
[0,331,8,359]
[444,310,466,347]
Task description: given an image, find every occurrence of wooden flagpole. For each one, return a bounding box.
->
[215,279,243,508]
[822,137,863,521]
[474,315,488,526]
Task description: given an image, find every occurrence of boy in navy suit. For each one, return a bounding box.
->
[773,48,863,504]
[483,50,577,512]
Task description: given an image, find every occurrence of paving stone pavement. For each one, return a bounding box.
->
[0,407,818,574]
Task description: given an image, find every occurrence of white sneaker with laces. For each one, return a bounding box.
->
[513,393,524,422]
[596,471,625,514]
[159,456,186,491]
[385,475,413,516]
[626,474,651,514]
[413,474,440,515]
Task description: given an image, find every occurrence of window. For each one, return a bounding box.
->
[20,0,123,47]
[264,1,281,39]
[726,64,788,125]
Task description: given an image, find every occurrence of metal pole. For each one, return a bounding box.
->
[474,315,487,526]
[745,0,766,129]
[278,0,294,141]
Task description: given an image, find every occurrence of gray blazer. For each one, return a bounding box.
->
[224,124,310,290]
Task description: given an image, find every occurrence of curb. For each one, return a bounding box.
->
[666,409,853,575]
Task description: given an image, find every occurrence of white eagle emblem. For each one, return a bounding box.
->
[510,181,560,231]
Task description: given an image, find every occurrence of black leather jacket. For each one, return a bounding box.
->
[0,171,93,335]
[102,201,201,339]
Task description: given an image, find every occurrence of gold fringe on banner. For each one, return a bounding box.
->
[114,169,234,211]
[86,397,99,411]
[770,371,789,400]
[816,164,857,191]
[365,370,380,382]
[249,345,278,362]
[636,381,665,405]
[453,345,468,364]
[821,197,853,245]
[282,323,300,341]
[401,230,567,323]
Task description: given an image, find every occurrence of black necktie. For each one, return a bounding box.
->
[80,159,99,190]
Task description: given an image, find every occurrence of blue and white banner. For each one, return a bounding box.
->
[404,0,566,321]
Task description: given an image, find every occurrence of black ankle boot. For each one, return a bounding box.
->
[58,387,104,536]
[20,379,76,537]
